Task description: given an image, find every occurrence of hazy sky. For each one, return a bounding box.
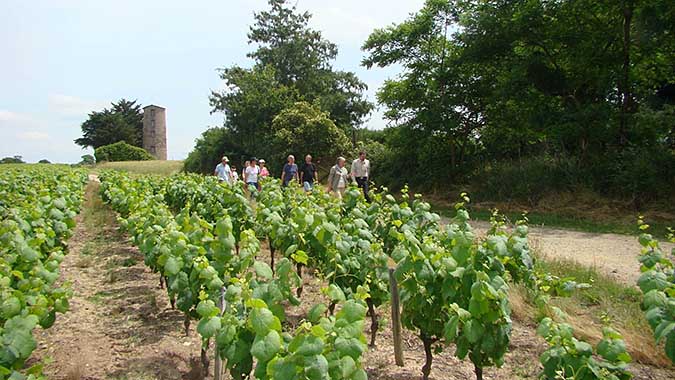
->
[0,0,425,163]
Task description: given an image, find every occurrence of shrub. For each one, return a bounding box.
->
[95,141,154,162]
[0,156,25,164]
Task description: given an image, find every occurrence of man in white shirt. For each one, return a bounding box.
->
[350,151,371,202]
[214,156,232,184]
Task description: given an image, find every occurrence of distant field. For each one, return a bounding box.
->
[95,160,183,176]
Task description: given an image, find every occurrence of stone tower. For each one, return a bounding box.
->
[142,105,167,160]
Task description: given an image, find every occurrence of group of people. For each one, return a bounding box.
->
[214,152,371,201]
[215,156,270,191]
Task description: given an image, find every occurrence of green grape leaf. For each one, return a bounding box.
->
[251,330,282,362]
[197,317,221,340]
[250,307,281,335]
[308,304,327,324]
[254,261,274,280]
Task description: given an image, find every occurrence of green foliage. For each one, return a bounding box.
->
[94,141,154,162]
[361,0,675,203]
[74,99,144,149]
[0,166,86,378]
[78,155,95,166]
[0,156,24,164]
[537,317,633,380]
[271,101,350,170]
[193,0,373,175]
[183,127,240,174]
[100,171,371,379]
[100,166,634,380]
[635,219,675,362]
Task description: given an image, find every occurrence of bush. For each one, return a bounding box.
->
[183,127,245,174]
[79,155,96,166]
[0,156,25,164]
[470,150,675,207]
[95,141,154,162]
[38,159,51,164]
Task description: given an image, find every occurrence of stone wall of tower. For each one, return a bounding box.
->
[142,105,167,160]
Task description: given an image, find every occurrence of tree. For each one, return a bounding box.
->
[362,0,675,200]
[79,155,95,166]
[75,99,143,149]
[38,159,51,164]
[0,156,24,164]
[270,101,350,169]
[362,0,482,177]
[203,0,373,170]
[183,127,240,174]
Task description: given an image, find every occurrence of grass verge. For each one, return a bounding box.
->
[509,255,670,367]
[433,203,673,239]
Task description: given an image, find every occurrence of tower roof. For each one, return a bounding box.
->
[143,104,165,109]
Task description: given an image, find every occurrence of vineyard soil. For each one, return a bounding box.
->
[29,179,675,379]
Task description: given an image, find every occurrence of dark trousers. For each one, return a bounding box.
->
[355,177,370,202]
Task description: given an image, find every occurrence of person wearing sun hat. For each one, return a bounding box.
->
[214,156,232,184]
[259,159,270,178]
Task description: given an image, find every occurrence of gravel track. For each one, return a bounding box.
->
[466,220,675,286]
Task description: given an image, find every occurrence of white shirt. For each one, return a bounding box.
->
[351,158,370,178]
[245,165,260,183]
[337,174,346,188]
[215,163,231,183]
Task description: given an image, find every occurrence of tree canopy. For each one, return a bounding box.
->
[361,0,675,201]
[202,0,373,172]
[75,99,144,149]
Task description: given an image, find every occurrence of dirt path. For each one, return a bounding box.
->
[33,181,204,380]
[446,219,675,286]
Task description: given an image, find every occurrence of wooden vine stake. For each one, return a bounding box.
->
[389,259,404,366]
[214,287,226,380]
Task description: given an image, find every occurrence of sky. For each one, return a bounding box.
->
[0,0,425,163]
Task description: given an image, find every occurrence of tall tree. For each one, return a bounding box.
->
[364,0,675,165]
[206,0,373,168]
[75,99,143,149]
[362,0,482,172]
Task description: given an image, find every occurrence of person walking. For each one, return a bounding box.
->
[214,156,232,184]
[351,151,371,202]
[327,157,349,199]
[242,160,250,182]
[259,159,270,178]
[280,155,299,187]
[245,158,261,194]
[300,154,317,192]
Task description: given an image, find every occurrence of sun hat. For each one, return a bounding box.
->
[222,156,229,162]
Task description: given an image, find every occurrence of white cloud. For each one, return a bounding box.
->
[17,131,49,140]
[47,94,108,117]
[309,6,378,46]
[0,110,30,123]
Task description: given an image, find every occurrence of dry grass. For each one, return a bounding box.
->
[431,188,675,238]
[95,160,183,176]
[507,253,673,368]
